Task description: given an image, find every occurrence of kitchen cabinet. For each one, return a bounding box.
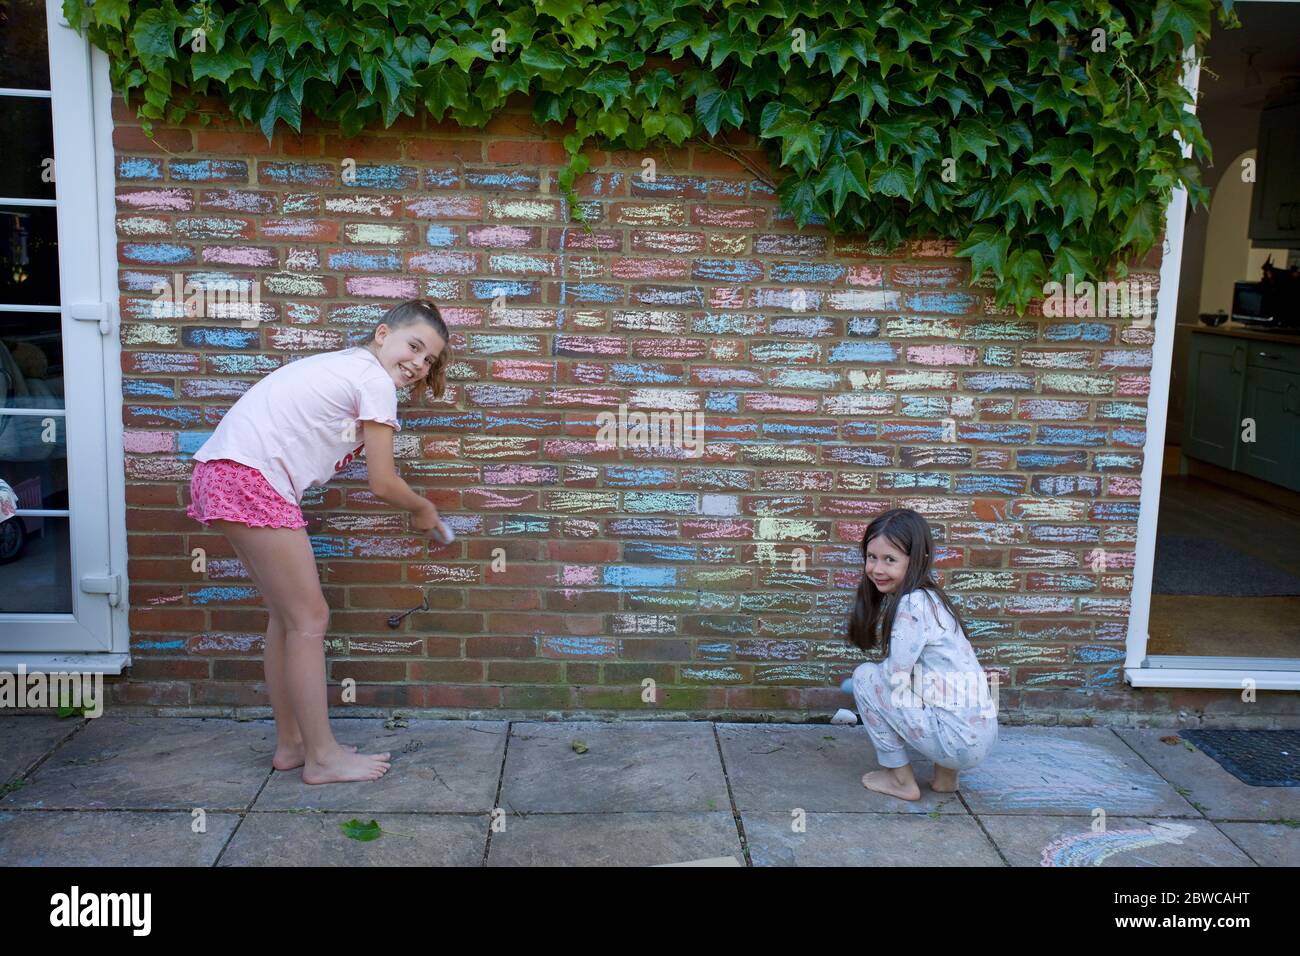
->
[1248,99,1300,246]
[1185,328,1300,490]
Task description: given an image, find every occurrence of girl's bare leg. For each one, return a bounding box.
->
[932,765,960,792]
[215,521,389,783]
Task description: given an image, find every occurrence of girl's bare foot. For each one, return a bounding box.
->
[272,741,357,771]
[862,769,921,802]
[932,766,960,792]
[302,747,392,784]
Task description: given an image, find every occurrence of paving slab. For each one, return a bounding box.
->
[958,728,1194,816]
[486,812,743,866]
[717,723,967,814]
[1212,822,1300,866]
[0,718,272,810]
[978,815,1255,867]
[1115,729,1300,821]
[0,716,82,783]
[500,721,729,812]
[0,810,238,866]
[253,719,507,812]
[219,812,487,866]
[742,812,1002,866]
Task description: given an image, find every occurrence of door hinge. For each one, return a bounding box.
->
[79,574,121,607]
[68,302,112,335]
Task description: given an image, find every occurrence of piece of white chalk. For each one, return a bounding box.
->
[436,526,455,545]
[839,677,854,695]
[831,708,858,725]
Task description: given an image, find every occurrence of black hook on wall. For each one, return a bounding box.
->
[388,590,430,629]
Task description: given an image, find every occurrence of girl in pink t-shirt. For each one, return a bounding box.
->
[187,299,452,785]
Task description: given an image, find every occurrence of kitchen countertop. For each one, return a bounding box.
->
[1188,320,1300,343]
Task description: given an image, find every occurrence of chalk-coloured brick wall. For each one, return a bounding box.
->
[107,94,1228,719]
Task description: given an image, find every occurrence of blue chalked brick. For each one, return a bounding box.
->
[604,565,678,588]
[542,636,617,657]
[681,468,751,490]
[124,380,176,398]
[209,354,281,374]
[625,491,697,514]
[467,333,544,354]
[352,164,419,189]
[119,157,163,180]
[568,282,622,303]
[258,162,335,185]
[771,262,847,283]
[465,168,541,191]
[425,225,457,247]
[1076,645,1126,663]
[705,391,739,412]
[189,586,259,605]
[955,474,1025,495]
[634,285,702,306]
[899,396,952,417]
[470,279,538,300]
[1037,426,1109,446]
[631,173,707,196]
[704,420,756,438]
[134,639,187,650]
[608,517,678,537]
[1044,322,1111,342]
[484,413,552,431]
[965,372,1035,392]
[1092,502,1141,521]
[846,316,882,336]
[123,243,194,264]
[169,159,248,181]
[841,421,881,438]
[181,327,259,349]
[1017,451,1087,469]
[697,642,732,661]
[1098,401,1146,422]
[129,406,201,427]
[328,249,403,271]
[770,316,834,337]
[1114,428,1146,445]
[403,412,484,430]
[829,341,896,363]
[770,369,839,389]
[605,466,676,487]
[694,313,762,335]
[904,291,977,314]
[625,542,696,562]
[692,259,764,282]
[961,423,1032,443]
[764,421,837,440]
[424,167,461,188]
[1085,665,1123,687]
[750,342,820,363]
[879,472,950,491]
[331,303,389,325]
[610,363,682,384]
[826,446,892,466]
[178,431,214,454]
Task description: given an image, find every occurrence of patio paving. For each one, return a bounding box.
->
[1,715,1297,866]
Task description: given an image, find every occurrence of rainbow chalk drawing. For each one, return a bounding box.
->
[1039,822,1197,867]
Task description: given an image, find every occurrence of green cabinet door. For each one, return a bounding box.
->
[1184,333,1246,470]
[1239,366,1293,486]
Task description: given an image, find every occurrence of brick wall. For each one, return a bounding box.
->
[106,94,1284,723]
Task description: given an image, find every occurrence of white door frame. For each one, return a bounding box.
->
[1125,29,1300,692]
[0,2,128,670]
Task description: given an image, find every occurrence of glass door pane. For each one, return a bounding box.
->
[0,5,72,619]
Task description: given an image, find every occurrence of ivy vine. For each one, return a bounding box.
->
[65,0,1237,309]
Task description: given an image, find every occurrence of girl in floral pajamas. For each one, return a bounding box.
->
[844,508,998,801]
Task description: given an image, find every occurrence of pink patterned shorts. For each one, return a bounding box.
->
[186,459,307,529]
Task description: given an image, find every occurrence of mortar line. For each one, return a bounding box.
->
[711,722,751,867]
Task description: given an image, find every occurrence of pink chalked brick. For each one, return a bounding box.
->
[346,276,419,299]
[123,431,177,453]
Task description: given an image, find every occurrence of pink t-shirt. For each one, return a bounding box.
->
[193,346,401,505]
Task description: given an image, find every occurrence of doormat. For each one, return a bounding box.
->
[1179,730,1300,787]
[1153,536,1300,596]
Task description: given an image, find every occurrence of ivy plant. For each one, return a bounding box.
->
[66,0,1236,309]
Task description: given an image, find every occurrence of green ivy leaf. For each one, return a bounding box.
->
[130,8,179,73]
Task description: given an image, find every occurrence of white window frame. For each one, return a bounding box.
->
[0,2,128,672]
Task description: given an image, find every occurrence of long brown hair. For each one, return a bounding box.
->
[846,508,969,656]
[360,298,452,400]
